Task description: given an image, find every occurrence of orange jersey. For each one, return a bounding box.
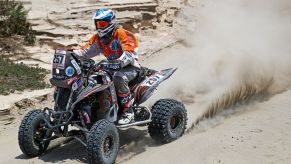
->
[79,27,139,60]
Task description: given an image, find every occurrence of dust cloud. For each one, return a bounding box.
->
[150,0,291,129]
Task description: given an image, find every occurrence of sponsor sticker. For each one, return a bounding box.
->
[143,74,163,86]
[76,78,83,87]
[72,78,83,91]
[72,81,79,91]
[71,59,82,75]
[65,66,75,77]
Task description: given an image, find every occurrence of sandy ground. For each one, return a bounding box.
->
[1,0,291,163]
[127,89,291,164]
[2,89,291,164]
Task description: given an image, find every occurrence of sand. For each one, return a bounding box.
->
[127,89,291,164]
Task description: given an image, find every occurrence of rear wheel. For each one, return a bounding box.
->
[18,110,51,157]
[87,119,119,164]
[148,99,187,143]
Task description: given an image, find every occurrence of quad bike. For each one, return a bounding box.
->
[18,49,187,164]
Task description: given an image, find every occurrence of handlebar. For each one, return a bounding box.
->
[63,49,121,77]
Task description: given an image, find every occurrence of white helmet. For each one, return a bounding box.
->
[93,8,117,37]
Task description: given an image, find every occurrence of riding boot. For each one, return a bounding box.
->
[117,90,134,124]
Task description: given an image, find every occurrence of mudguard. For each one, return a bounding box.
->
[71,83,111,108]
[71,82,119,122]
[134,68,177,105]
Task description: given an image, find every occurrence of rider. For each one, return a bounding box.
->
[73,8,140,125]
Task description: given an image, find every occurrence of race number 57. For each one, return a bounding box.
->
[53,55,64,64]
[53,54,66,67]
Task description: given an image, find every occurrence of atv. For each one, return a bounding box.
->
[18,49,187,164]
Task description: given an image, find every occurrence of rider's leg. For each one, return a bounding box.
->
[113,66,138,124]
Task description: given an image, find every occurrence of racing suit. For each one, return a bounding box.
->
[74,27,140,113]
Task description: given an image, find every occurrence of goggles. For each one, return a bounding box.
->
[95,20,109,29]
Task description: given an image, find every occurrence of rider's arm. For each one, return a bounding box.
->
[116,28,140,68]
[73,34,101,59]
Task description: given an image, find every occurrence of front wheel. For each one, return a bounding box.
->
[148,99,187,143]
[18,109,52,157]
[87,119,119,164]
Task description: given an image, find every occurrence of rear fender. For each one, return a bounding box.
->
[134,68,177,105]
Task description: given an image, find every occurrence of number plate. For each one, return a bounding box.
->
[143,74,163,87]
[52,54,66,69]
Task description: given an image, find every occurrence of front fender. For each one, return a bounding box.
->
[71,82,112,108]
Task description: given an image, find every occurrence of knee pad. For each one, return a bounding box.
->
[113,76,129,93]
